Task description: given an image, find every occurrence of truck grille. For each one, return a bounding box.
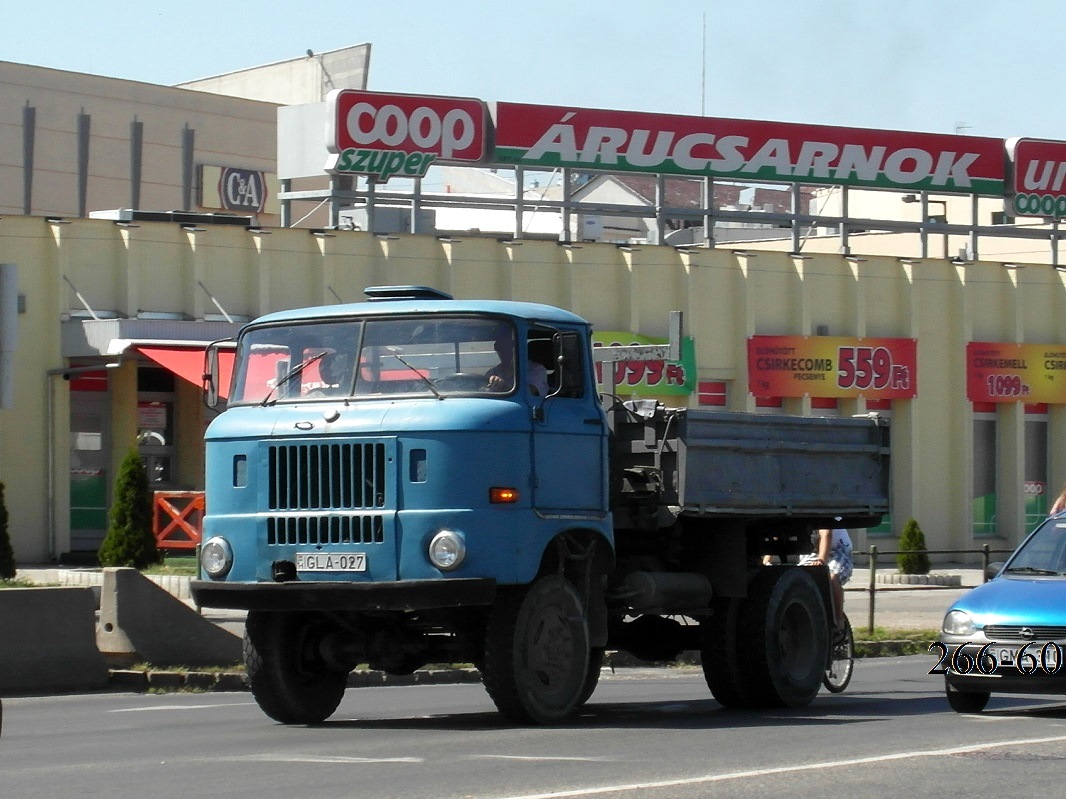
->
[268,442,388,511]
[267,514,385,546]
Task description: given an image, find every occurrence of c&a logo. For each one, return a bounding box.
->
[218,168,267,212]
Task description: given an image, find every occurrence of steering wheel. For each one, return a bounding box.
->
[432,372,486,391]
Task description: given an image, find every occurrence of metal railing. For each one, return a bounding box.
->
[852,545,1014,635]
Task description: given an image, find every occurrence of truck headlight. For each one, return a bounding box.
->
[428,530,466,571]
[201,536,233,578]
[942,609,975,636]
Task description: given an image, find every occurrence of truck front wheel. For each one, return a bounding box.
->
[481,575,591,724]
[244,610,350,725]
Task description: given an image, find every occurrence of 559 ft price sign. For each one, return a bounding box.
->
[748,335,917,400]
[837,345,912,392]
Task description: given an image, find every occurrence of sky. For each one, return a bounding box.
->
[4,1,1063,141]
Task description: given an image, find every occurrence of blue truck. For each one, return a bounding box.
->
[191,286,889,725]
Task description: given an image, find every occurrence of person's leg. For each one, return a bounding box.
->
[831,576,845,629]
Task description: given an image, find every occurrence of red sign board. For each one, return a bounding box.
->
[966,342,1066,403]
[748,335,917,399]
[1007,138,1066,218]
[325,90,488,181]
[492,102,1004,195]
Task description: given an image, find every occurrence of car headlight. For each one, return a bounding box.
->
[200,536,233,578]
[428,530,466,571]
[942,609,975,636]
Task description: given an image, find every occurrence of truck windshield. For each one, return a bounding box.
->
[229,316,516,404]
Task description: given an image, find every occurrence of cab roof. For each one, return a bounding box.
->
[250,286,589,328]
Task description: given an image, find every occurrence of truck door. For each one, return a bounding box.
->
[530,330,608,517]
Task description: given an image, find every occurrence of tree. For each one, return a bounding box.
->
[98,448,161,569]
[896,517,931,575]
[0,481,15,579]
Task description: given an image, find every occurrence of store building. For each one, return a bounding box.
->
[1,69,1065,567]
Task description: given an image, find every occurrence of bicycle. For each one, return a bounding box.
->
[823,613,854,693]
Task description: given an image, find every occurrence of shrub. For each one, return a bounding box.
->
[98,448,161,569]
[0,481,15,579]
[896,517,931,575]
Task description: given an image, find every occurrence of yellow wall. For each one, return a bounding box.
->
[2,215,1064,562]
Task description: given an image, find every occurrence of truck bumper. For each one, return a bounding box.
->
[190,577,497,612]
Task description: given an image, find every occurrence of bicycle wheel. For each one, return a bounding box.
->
[822,615,854,693]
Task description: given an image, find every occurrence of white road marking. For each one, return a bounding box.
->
[109,702,255,712]
[490,734,1066,799]
[231,754,424,764]
[478,755,617,763]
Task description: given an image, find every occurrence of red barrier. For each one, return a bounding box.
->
[153,491,205,550]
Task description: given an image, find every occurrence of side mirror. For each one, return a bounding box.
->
[203,342,222,409]
[985,561,1005,582]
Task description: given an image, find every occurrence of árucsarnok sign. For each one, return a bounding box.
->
[491,102,1005,195]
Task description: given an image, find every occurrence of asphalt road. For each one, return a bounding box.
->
[3,655,1066,799]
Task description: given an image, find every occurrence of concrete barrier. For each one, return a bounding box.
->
[0,587,110,694]
[96,568,242,668]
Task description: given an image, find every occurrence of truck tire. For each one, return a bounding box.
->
[700,597,751,708]
[577,647,605,707]
[481,575,591,724]
[244,610,349,725]
[740,567,828,708]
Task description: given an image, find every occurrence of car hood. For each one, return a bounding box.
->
[949,575,1066,627]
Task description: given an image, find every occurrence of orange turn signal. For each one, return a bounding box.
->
[490,486,519,504]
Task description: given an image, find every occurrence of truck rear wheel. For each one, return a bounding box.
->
[700,597,751,708]
[740,567,828,708]
[481,575,591,724]
[244,610,349,725]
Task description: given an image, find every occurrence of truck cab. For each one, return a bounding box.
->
[193,287,615,724]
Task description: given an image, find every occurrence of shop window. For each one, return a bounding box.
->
[138,366,175,393]
[973,414,997,537]
[697,381,727,407]
[1024,411,1049,530]
[810,397,839,415]
[865,407,893,537]
[753,396,783,412]
[137,398,174,485]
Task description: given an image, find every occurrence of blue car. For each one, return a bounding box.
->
[938,515,1066,713]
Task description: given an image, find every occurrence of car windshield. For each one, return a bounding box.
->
[1003,518,1066,575]
[230,316,514,404]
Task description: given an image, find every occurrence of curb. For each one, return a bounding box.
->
[106,666,485,693]
[875,573,962,587]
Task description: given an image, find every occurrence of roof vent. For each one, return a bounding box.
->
[364,285,453,302]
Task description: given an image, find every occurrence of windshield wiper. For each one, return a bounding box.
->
[386,348,443,400]
[1004,565,1061,576]
[260,351,326,406]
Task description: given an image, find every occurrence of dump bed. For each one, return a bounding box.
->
[610,402,889,526]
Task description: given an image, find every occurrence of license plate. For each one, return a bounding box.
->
[295,552,367,572]
[994,643,1062,671]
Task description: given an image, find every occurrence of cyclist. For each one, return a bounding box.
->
[799,526,853,633]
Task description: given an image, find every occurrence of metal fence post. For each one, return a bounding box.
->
[867,544,877,635]
[982,543,990,583]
